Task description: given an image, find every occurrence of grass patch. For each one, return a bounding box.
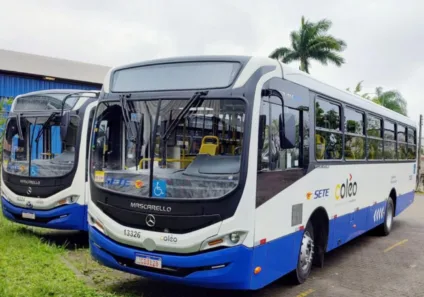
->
[0,213,117,297]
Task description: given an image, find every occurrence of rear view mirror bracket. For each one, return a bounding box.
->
[60,111,70,142]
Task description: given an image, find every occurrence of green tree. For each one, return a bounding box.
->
[269,16,347,73]
[347,82,408,116]
[371,87,407,116]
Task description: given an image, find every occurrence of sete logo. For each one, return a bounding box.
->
[307,188,329,200]
[335,174,358,200]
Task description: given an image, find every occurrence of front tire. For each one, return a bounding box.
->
[292,222,314,284]
[378,197,394,236]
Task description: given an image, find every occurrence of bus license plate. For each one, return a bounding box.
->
[135,254,162,269]
[22,212,35,220]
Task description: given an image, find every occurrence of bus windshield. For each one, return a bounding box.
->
[2,114,79,178]
[91,98,246,199]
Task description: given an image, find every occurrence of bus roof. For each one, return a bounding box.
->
[102,55,415,127]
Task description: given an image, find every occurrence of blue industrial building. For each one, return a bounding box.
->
[0,48,110,127]
[0,49,110,155]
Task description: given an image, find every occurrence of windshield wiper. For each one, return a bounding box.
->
[119,94,138,142]
[16,114,24,140]
[162,91,208,142]
[28,117,38,177]
[34,112,59,145]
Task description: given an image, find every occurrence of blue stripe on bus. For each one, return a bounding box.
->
[394,191,414,216]
[89,226,254,290]
[1,197,87,231]
[88,190,415,290]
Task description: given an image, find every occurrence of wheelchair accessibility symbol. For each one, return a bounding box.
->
[152,180,167,198]
[30,165,39,177]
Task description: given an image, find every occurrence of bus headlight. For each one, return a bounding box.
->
[229,232,241,244]
[200,231,248,251]
[89,215,105,234]
[56,195,80,206]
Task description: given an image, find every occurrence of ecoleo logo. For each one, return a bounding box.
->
[335,173,358,200]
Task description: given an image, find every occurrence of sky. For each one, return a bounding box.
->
[0,0,423,123]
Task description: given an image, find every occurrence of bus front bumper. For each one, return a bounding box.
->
[88,225,253,290]
[1,197,87,231]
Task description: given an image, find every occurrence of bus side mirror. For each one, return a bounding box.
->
[258,115,266,149]
[280,112,296,149]
[60,111,70,141]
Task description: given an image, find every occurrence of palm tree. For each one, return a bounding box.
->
[372,87,407,116]
[346,82,408,116]
[346,81,371,99]
[269,16,347,73]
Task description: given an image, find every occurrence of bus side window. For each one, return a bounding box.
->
[85,109,95,181]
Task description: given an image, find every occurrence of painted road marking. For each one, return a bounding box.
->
[296,288,316,297]
[384,239,408,253]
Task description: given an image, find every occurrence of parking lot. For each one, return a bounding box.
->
[50,194,423,297]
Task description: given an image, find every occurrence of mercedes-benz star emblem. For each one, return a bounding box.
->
[26,201,33,209]
[145,214,156,227]
[26,187,32,195]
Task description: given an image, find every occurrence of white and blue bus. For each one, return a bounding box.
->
[1,89,98,231]
[87,56,417,290]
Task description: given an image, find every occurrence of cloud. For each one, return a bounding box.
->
[1,0,423,121]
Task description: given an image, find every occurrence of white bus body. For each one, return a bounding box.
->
[1,90,98,231]
[87,56,417,290]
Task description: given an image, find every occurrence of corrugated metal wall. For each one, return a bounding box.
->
[0,71,101,98]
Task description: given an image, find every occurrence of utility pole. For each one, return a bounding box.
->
[417,114,423,190]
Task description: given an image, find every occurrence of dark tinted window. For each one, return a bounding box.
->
[368,139,383,160]
[398,143,408,160]
[384,142,396,159]
[408,145,416,160]
[367,115,382,138]
[303,111,310,166]
[112,62,241,92]
[397,125,406,142]
[384,120,395,140]
[408,128,416,144]
[315,98,341,131]
[316,131,342,160]
[345,108,364,135]
[345,135,365,159]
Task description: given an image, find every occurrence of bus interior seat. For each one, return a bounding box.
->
[199,136,219,156]
[316,135,325,159]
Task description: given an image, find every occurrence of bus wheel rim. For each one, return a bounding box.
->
[386,201,393,230]
[300,231,314,272]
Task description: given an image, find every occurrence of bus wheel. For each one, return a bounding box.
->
[378,197,394,236]
[292,221,314,284]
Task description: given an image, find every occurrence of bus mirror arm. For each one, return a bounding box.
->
[258,115,266,150]
[60,111,70,142]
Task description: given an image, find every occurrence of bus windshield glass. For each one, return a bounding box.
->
[13,93,80,112]
[111,62,241,92]
[91,98,246,199]
[2,114,79,177]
